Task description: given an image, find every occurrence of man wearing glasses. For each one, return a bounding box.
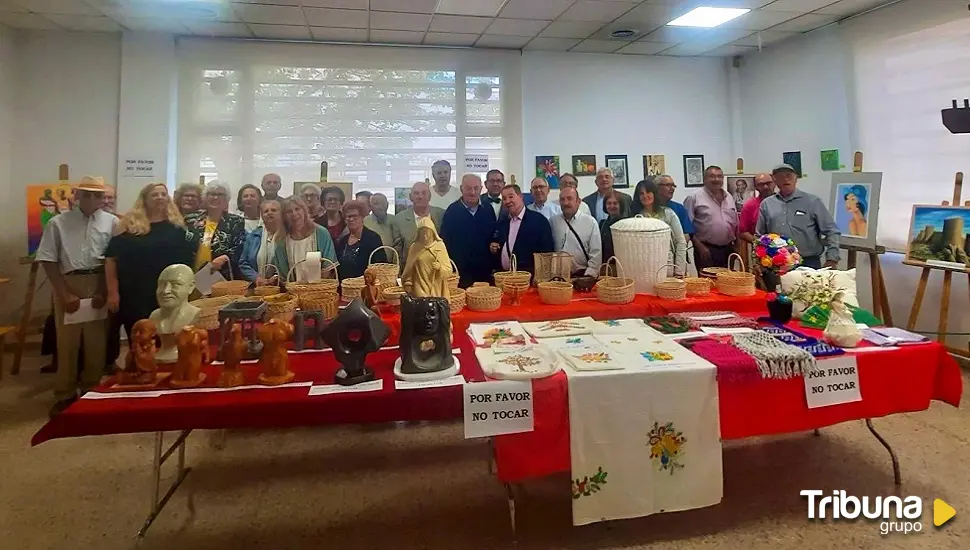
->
[654,175,694,238]
[481,169,507,218]
[526,176,561,220]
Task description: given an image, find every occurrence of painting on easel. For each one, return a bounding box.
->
[905,205,970,270]
[26,183,75,256]
[829,172,882,251]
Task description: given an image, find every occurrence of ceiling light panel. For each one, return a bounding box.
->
[667,7,751,28]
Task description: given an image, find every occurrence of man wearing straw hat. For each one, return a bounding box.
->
[36,176,117,416]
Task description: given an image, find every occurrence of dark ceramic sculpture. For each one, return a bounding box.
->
[322,297,390,385]
[399,294,455,376]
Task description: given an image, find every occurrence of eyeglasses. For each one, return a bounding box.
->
[657,183,677,189]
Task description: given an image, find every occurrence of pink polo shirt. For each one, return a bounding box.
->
[739,195,764,235]
[684,187,738,246]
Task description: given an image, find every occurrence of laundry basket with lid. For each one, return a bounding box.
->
[609,215,671,295]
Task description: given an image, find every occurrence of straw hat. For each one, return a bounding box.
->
[77,176,107,193]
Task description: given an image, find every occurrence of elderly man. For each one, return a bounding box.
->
[261,173,282,201]
[364,192,403,251]
[429,160,461,209]
[739,173,775,243]
[757,164,840,269]
[440,174,497,287]
[490,184,553,275]
[558,173,592,217]
[583,168,633,222]
[355,190,373,215]
[101,185,117,214]
[684,165,737,270]
[397,181,446,264]
[526,176,562,219]
[36,177,117,416]
[301,183,327,226]
[481,169,507,218]
[551,186,602,277]
[654,175,694,237]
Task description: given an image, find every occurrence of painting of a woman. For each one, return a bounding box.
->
[843,185,869,237]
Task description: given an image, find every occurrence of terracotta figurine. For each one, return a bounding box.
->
[361,267,383,314]
[171,325,209,388]
[401,220,451,299]
[258,318,295,385]
[118,318,158,385]
[218,323,247,388]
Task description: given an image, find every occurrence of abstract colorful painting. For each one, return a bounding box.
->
[536,156,561,189]
[644,155,665,177]
[820,149,840,171]
[783,151,803,178]
[26,183,76,256]
[394,187,412,215]
[572,155,596,177]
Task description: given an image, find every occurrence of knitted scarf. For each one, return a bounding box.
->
[731,331,817,379]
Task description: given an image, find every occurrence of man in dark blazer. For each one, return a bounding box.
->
[490,184,554,276]
[397,181,446,267]
[481,169,508,219]
[583,167,633,223]
[440,174,497,287]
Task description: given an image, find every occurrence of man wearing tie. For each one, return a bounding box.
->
[490,184,554,276]
[481,169,506,218]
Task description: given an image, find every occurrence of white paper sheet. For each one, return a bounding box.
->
[63,298,108,325]
[82,391,162,399]
[699,326,757,335]
[395,375,465,390]
[194,263,226,296]
[155,381,313,395]
[308,379,383,395]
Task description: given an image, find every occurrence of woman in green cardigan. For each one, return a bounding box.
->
[273,196,338,281]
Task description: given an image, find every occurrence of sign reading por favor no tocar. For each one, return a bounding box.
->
[463,380,533,438]
[803,356,862,409]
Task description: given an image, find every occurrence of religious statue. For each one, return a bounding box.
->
[401,221,451,299]
[171,325,209,388]
[360,267,383,314]
[117,318,158,386]
[322,297,390,386]
[150,264,201,363]
[257,318,295,385]
[396,295,457,380]
[218,323,247,388]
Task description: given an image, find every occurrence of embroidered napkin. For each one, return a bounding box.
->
[522,317,596,339]
[467,321,529,347]
[476,344,561,380]
[590,318,651,334]
[558,345,627,371]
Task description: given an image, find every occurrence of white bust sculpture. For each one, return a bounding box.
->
[149,264,201,364]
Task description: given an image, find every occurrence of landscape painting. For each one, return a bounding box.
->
[906,205,970,269]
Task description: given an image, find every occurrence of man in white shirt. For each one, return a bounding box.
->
[35,176,117,416]
[428,160,461,209]
[551,186,602,277]
[526,176,561,220]
[481,169,507,218]
[558,173,592,217]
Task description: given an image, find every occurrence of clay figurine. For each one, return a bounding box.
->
[258,318,296,385]
[118,319,158,385]
[396,295,457,381]
[360,267,383,314]
[401,220,451,299]
[218,323,247,387]
[322,297,390,385]
[150,264,201,363]
[170,325,209,388]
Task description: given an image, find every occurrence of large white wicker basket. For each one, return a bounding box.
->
[610,215,671,295]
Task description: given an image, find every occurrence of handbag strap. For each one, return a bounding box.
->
[564,217,590,264]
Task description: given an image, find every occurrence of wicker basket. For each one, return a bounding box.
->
[261,292,299,322]
[654,263,686,301]
[286,257,339,295]
[685,276,713,296]
[466,285,502,312]
[368,246,400,288]
[595,256,635,305]
[253,264,282,297]
[700,267,728,279]
[298,290,339,320]
[210,259,249,297]
[189,295,239,330]
[610,215,671,295]
[449,287,466,314]
[716,253,756,297]
[537,280,573,305]
[534,251,573,284]
[447,260,460,291]
[381,285,406,307]
[341,276,366,302]
[493,254,532,289]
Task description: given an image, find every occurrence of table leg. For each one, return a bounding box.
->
[505,482,516,536]
[137,430,194,539]
[813,429,821,437]
[865,419,901,487]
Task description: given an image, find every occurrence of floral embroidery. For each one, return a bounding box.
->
[641,351,674,362]
[497,354,541,372]
[648,421,686,474]
[482,327,515,344]
[572,467,608,499]
[538,319,587,332]
[575,352,611,364]
[600,320,621,327]
[566,337,583,344]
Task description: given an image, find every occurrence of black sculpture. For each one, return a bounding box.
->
[322,297,390,386]
[398,294,455,377]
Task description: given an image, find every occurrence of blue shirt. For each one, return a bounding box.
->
[667,200,695,235]
[463,199,479,216]
[595,194,606,222]
[527,201,562,220]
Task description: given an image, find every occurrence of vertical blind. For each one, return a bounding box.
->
[176,38,522,203]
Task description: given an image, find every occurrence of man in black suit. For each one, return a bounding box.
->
[440,174,497,287]
[481,169,507,219]
[583,167,633,223]
[490,184,554,276]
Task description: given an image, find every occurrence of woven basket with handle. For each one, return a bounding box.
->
[716,253,756,296]
[595,256,635,305]
[286,257,339,295]
[447,260,459,291]
[210,259,250,297]
[685,276,712,296]
[449,287,466,314]
[466,285,502,312]
[261,292,299,322]
[253,264,282,297]
[493,254,531,289]
[381,285,406,307]
[368,245,400,288]
[189,295,239,330]
[341,276,366,302]
[537,280,573,305]
[654,263,686,301]
[298,290,339,320]
[533,251,573,284]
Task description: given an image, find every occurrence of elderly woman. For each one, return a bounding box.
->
[184,180,246,280]
[272,196,337,282]
[300,183,327,226]
[599,191,627,263]
[335,200,386,280]
[239,199,281,283]
[634,178,686,275]
[322,185,347,243]
[105,182,199,339]
[174,182,203,217]
[236,184,263,233]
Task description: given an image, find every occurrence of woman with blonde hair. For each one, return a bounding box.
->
[105,182,199,339]
[272,196,337,282]
[174,182,203,216]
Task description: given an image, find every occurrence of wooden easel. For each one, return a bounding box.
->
[904,171,970,357]
[12,164,70,375]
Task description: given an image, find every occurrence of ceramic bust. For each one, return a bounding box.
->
[397,294,456,380]
[401,222,451,299]
[150,264,201,363]
[118,318,158,385]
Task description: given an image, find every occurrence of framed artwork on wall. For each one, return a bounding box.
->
[394,187,412,214]
[535,155,561,189]
[783,151,803,178]
[905,204,970,271]
[820,149,840,171]
[726,175,756,212]
[644,154,665,177]
[683,154,705,188]
[829,172,882,251]
[605,155,629,188]
[572,155,597,177]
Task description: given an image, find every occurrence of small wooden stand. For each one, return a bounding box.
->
[842,244,893,326]
[903,172,969,357]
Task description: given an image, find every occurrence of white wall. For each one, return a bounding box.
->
[522,51,734,204]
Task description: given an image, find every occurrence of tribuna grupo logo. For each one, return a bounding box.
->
[801,490,924,535]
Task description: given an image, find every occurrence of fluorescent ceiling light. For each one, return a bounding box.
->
[667,7,750,28]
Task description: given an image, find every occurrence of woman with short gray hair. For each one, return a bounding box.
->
[184,180,246,280]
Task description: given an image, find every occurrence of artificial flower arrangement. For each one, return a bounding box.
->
[754,234,801,319]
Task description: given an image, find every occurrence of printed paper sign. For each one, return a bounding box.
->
[464,154,489,173]
[804,356,862,409]
[121,158,157,178]
[463,380,533,438]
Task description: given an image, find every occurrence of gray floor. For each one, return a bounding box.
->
[1,353,966,550]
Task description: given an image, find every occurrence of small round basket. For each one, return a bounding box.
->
[466,285,502,312]
[341,276,366,302]
[189,295,239,330]
[253,264,282,297]
[448,260,460,292]
[210,259,249,297]
[368,246,400,288]
[716,253,756,297]
[534,251,573,284]
[286,257,339,295]
[595,256,635,305]
[298,290,339,320]
[685,276,712,297]
[537,280,573,305]
[493,254,531,289]
[701,266,729,279]
[261,292,299,322]
[381,285,406,308]
[654,263,686,301]
[449,287,466,314]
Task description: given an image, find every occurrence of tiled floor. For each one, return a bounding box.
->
[0,353,966,550]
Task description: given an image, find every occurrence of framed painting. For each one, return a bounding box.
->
[726,175,756,211]
[572,155,596,177]
[26,183,75,256]
[829,172,882,251]
[783,151,803,178]
[683,154,705,188]
[535,155,560,189]
[644,154,665,177]
[605,155,629,188]
[905,204,970,271]
[394,187,412,215]
[820,149,840,171]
